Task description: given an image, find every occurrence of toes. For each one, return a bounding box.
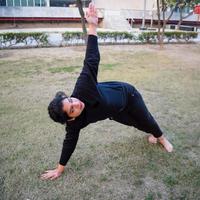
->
[166,144,173,152]
[148,135,158,144]
[159,139,173,152]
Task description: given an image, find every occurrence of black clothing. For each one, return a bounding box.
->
[59,35,163,166]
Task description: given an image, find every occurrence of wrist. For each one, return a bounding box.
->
[88,23,97,29]
[88,25,97,36]
[57,164,65,173]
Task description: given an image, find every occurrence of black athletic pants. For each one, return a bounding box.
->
[112,86,163,138]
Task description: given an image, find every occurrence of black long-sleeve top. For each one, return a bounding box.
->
[59,35,133,166]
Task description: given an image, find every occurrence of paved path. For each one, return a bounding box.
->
[0,27,132,33]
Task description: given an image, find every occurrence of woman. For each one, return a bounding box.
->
[41,3,173,180]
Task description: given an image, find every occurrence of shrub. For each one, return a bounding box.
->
[0,30,198,49]
[0,32,48,47]
[138,31,198,43]
[62,31,84,40]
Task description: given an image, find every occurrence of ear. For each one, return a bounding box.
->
[67,118,75,121]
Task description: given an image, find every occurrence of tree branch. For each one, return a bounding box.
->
[182,11,194,19]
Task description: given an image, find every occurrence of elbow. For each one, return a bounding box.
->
[97,52,100,63]
[85,51,100,64]
[84,57,100,67]
[92,52,101,64]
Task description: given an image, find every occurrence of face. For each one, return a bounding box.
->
[62,97,85,120]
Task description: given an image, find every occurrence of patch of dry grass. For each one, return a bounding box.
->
[0,44,200,200]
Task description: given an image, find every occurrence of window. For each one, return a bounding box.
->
[15,0,21,6]
[28,0,33,6]
[21,0,27,6]
[1,0,89,7]
[35,0,40,6]
[50,0,69,7]
[82,0,91,7]
[0,0,6,6]
[41,0,45,6]
[34,0,45,6]
[50,0,91,7]
[7,0,13,6]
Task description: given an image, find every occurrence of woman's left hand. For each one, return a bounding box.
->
[85,2,98,26]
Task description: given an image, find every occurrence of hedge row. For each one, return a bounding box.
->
[0,30,198,48]
[0,32,48,47]
[139,31,198,43]
[62,31,134,40]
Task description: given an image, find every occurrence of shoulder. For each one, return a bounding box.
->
[66,112,87,131]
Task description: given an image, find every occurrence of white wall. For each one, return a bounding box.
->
[94,0,155,10]
[0,7,103,18]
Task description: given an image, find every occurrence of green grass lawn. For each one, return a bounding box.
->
[0,44,200,200]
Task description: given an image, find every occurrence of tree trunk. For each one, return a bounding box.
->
[76,0,87,42]
[161,0,165,47]
[157,0,161,46]
[182,11,194,19]
[177,7,183,30]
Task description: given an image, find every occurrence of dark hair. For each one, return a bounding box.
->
[48,91,71,124]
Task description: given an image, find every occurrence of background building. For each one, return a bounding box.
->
[0,0,92,7]
[0,0,199,30]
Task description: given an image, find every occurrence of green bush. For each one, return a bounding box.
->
[62,31,133,41]
[62,31,84,40]
[97,31,133,40]
[0,30,198,48]
[139,31,198,43]
[0,32,48,47]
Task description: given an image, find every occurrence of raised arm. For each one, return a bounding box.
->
[83,34,100,83]
[84,3,100,82]
[76,3,100,84]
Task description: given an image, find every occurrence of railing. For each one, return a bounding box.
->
[121,9,198,22]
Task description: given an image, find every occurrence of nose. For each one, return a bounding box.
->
[73,101,80,109]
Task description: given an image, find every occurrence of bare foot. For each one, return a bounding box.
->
[158,136,173,152]
[148,134,158,144]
